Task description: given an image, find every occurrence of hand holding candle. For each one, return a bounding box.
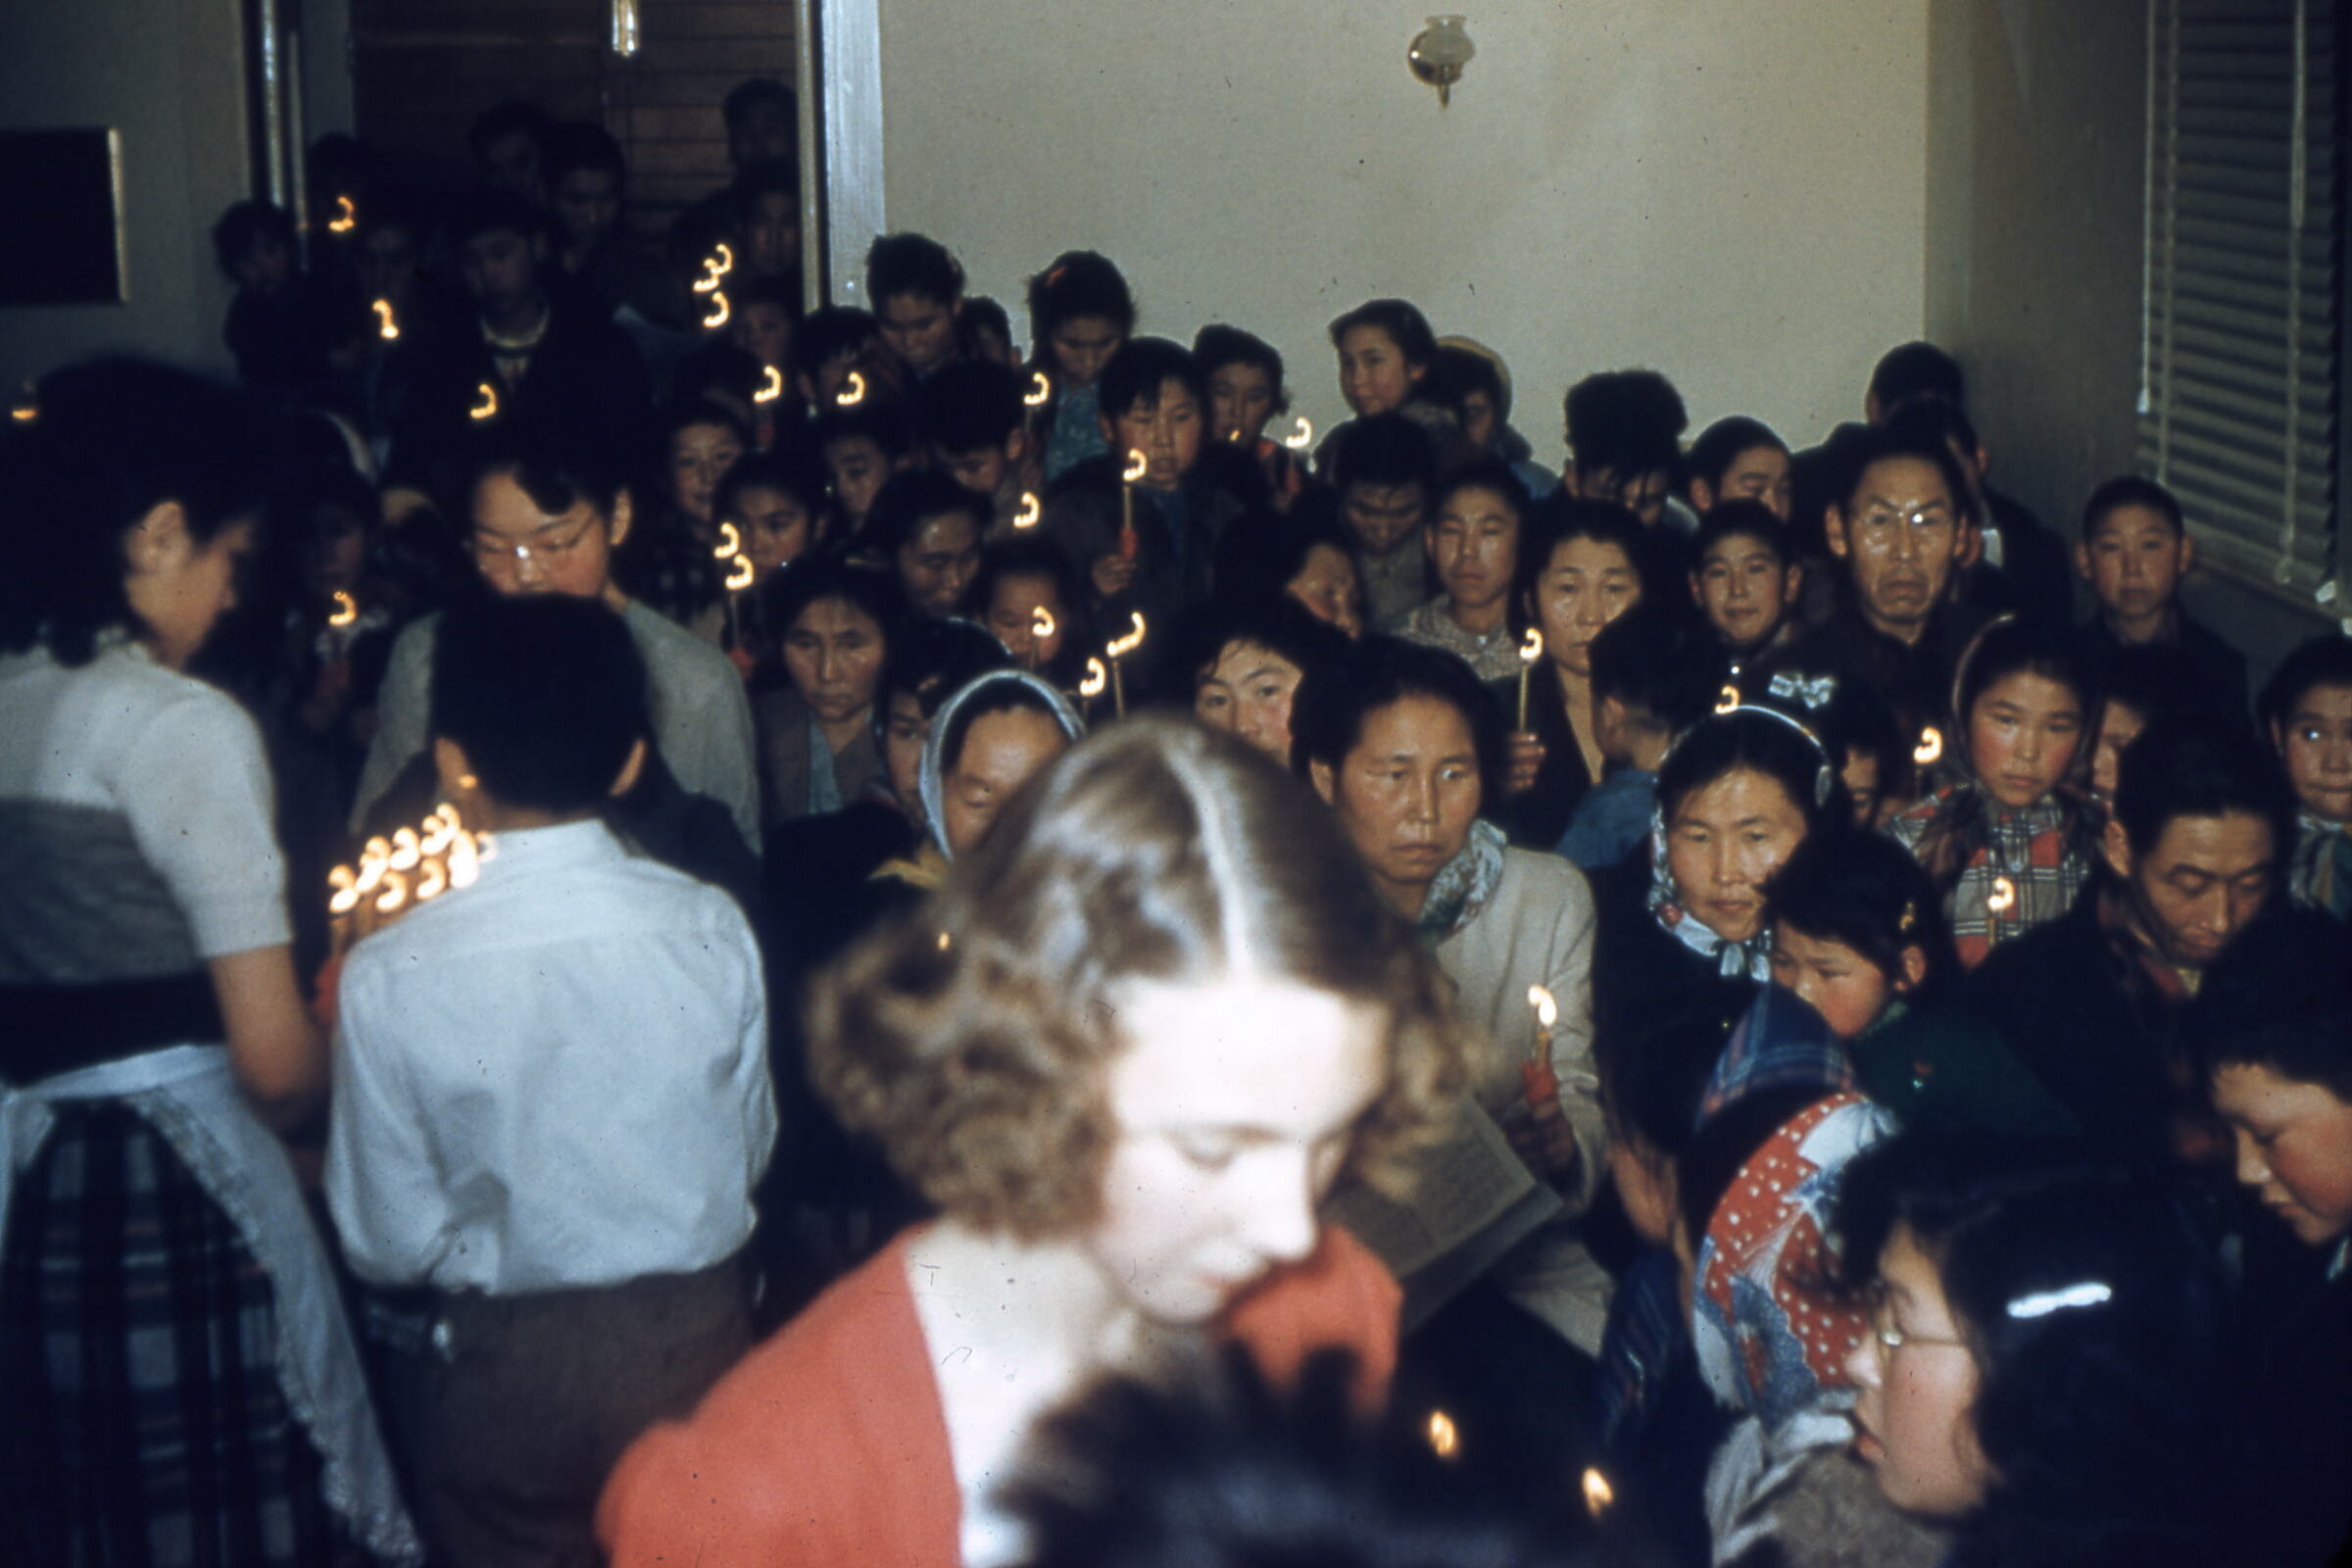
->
[1118,449,1148,560]
[1516,984,1581,1183]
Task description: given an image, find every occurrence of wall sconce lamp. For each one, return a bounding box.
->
[1408,15,1475,109]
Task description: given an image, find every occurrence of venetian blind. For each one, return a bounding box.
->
[2138,0,2343,605]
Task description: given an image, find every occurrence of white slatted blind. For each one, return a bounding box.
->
[2138,0,2342,605]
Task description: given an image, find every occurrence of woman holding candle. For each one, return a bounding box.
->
[0,361,416,1564]
[600,716,1470,1568]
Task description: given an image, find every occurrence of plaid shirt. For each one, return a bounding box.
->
[1888,782,2092,970]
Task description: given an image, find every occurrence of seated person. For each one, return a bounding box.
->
[2075,475,2246,720]
[1561,368,1691,541]
[1684,416,1791,521]
[326,593,774,1568]
[599,717,1471,1568]
[1186,596,1350,769]
[2195,911,2352,1564]
[1965,717,2295,1160]
[1690,501,1803,671]
[1555,605,1719,871]
[1196,322,1308,508]
[1886,616,2099,969]
[1328,412,1438,628]
[353,439,761,856]
[1317,298,1454,477]
[867,470,985,622]
[2260,633,2352,921]
[921,359,1040,535]
[865,231,965,389]
[1390,456,1530,678]
[1026,251,1133,483]
[1294,637,1606,1349]
[752,557,901,832]
[973,537,1094,689]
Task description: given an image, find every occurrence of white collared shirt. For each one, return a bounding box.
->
[325,818,775,1294]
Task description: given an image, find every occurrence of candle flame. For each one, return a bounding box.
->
[836,370,866,407]
[416,857,449,901]
[1527,984,1558,1031]
[420,808,458,858]
[702,290,731,329]
[935,929,953,953]
[327,864,361,915]
[1284,416,1314,452]
[724,553,755,592]
[692,273,720,295]
[1913,726,1944,765]
[328,590,358,627]
[714,521,743,561]
[1582,1467,1614,1517]
[1121,449,1149,484]
[1716,683,1742,714]
[1518,627,1544,665]
[1426,1409,1459,1458]
[1012,492,1042,529]
[1031,606,1056,639]
[755,366,784,404]
[1079,658,1108,698]
[374,868,409,915]
[710,241,733,275]
[1106,612,1148,660]
[1987,875,2017,913]
[327,195,357,234]
[1023,370,1052,408]
[469,382,499,420]
[8,402,34,424]
[355,837,392,895]
[387,827,421,872]
[372,299,399,341]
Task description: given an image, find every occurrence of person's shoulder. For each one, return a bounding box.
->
[1498,845,1594,908]
[627,600,740,684]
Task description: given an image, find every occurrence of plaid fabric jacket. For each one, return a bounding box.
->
[1887,782,2093,970]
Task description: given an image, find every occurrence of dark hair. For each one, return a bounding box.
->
[1182,596,1350,699]
[1027,251,1135,340]
[919,359,1025,453]
[2112,716,2296,858]
[734,158,798,207]
[1588,603,1718,735]
[1326,299,1438,369]
[1676,1086,1836,1248]
[1,360,268,665]
[1511,496,1660,636]
[812,400,914,462]
[2081,475,2184,542]
[1328,412,1436,497]
[865,232,962,307]
[1836,1136,2237,1568]
[655,397,750,472]
[1867,341,1966,416]
[1098,337,1205,423]
[447,188,547,250]
[2189,908,2352,1102]
[1290,635,1505,798]
[1955,616,2093,737]
[667,346,764,420]
[865,469,985,559]
[716,447,830,538]
[1008,1348,1594,1568]
[721,76,794,138]
[542,120,624,185]
[1424,344,1505,423]
[958,296,1013,359]
[1768,830,1960,999]
[1687,416,1788,494]
[467,432,629,524]
[2257,632,2352,736]
[877,616,1010,727]
[2098,642,2209,730]
[1691,499,1792,568]
[1599,1005,1742,1159]
[760,553,903,646]
[1563,369,1687,481]
[1833,420,1975,524]
[1656,706,1837,832]
[973,537,1096,683]
[1882,395,1982,465]
[1191,324,1288,415]
[794,306,878,379]
[467,98,549,157]
[431,593,647,811]
[1428,454,1530,526]
[1211,502,1359,606]
[210,201,297,274]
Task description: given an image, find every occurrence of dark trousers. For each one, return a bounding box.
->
[380,1259,751,1568]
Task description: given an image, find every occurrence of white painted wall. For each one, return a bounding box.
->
[0,0,251,391]
[870,0,1929,460]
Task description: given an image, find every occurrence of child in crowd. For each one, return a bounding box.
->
[1027,250,1134,482]
[1561,368,1690,537]
[863,232,964,387]
[621,399,748,639]
[1328,412,1438,627]
[2259,633,2352,920]
[2076,475,2247,720]
[1427,338,1560,499]
[213,199,331,395]
[1685,415,1792,521]
[920,359,1040,534]
[864,470,984,620]
[1391,456,1528,676]
[1689,501,1803,671]
[793,305,879,408]
[1211,496,1370,639]
[2084,640,2203,806]
[1186,595,1349,768]
[813,401,915,540]
[973,536,1092,687]
[1195,322,1307,507]
[721,446,829,587]
[327,592,774,1567]
[1320,298,1455,475]
[957,295,1018,367]
[1886,616,2098,969]
[1555,604,1719,870]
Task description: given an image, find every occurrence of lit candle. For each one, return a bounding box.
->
[1986,875,2017,914]
[372,299,399,341]
[712,522,754,649]
[1581,1467,1615,1518]
[702,290,730,330]
[1118,448,1148,560]
[1024,370,1052,408]
[1426,1409,1459,1459]
[1012,491,1041,529]
[1027,605,1057,670]
[328,590,358,628]
[327,195,357,234]
[469,382,499,421]
[754,366,784,404]
[1283,416,1314,452]
[1716,683,1742,715]
[327,864,361,916]
[1078,658,1108,700]
[1515,627,1544,730]
[387,827,421,872]
[1914,726,1944,765]
[1523,984,1559,1107]
[1104,611,1147,720]
[836,370,866,408]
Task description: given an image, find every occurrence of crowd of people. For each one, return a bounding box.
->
[5,75,2352,1568]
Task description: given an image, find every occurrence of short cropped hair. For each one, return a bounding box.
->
[865,468,984,558]
[1327,412,1436,496]
[1183,596,1350,696]
[1867,340,1966,416]
[2112,716,2295,858]
[2258,633,2352,735]
[211,201,297,274]
[542,120,624,185]
[447,189,546,250]
[1099,337,1205,422]
[1692,498,1791,566]
[1833,420,1975,522]
[2080,476,2184,542]
[877,617,1010,721]
[1192,324,1288,415]
[794,306,878,380]
[1563,368,1687,480]
[716,446,829,532]
[1688,416,1789,494]
[760,554,903,643]
[1589,602,1719,734]
[431,594,648,811]
[1027,251,1136,340]
[919,359,1025,453]
[808,717,1472,1238]
[811,400,914,462]
[1327,299,1438,369]
[865,232,962,307]
[1291,634,1506,798]
[2190,909,2352,1101]
[722,77,794,138]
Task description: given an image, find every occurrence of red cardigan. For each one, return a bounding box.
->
[598,1224,1398,1568]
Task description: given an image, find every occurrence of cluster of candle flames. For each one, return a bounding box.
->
[1422,1409,1614,1519]
[328,805,491,922]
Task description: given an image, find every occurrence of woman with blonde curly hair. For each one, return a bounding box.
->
[600,715,1471,1568]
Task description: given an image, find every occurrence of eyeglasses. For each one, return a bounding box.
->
[1870,1292,1969,1353]
[469,518,600,577]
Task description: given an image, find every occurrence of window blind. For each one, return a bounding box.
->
[2138,0,2343,607]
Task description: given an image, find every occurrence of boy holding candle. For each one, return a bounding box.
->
[919,359,1040,536]
[327,592,775,1567]
[1553,605,1719,871]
